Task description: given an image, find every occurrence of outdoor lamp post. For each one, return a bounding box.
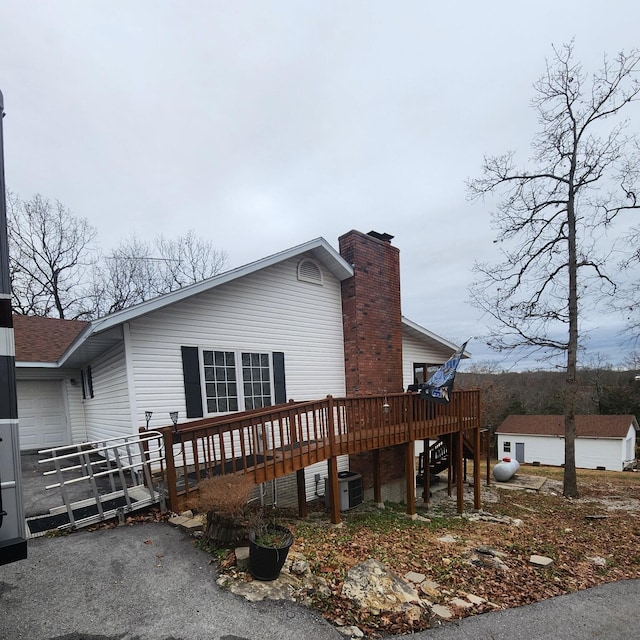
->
[145,411,153,428]
[170,411,179,432]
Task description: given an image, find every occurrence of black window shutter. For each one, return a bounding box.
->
[181,346,204,418]
[87,366,94,398]
[272,352,286,405]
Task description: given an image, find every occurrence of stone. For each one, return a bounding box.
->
[404,571,426,584]
[420,579,441,599]
[437,535,457,544]
[468,548,509,572]
[168,515,191,528]
[475,545,506,558]
[179,510,194,518]
[235,546,249,571]
[587,556,607,567]
[449,597,473,610]
[290,559,311,576]
[402,604,424,625]
[465,593,486,605]
[229,578,296,602]
[529,554,554,567]
[431,604,453,620]
[341,559,421,613]
[179,517,205,532]
[336,626,364,638]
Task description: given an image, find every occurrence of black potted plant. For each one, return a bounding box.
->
[247,507,294,581]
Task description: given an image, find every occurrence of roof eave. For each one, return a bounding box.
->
[401,317,471,358]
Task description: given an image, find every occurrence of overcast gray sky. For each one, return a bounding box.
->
[1,1,639,369]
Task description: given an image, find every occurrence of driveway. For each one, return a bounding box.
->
[3,453,639,639]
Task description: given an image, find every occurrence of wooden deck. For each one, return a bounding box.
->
[150,389,482,523]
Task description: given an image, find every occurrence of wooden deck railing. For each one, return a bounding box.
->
[152,389,481,510]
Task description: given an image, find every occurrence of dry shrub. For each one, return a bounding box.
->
[187,474,255,546]
[190,473,255,519]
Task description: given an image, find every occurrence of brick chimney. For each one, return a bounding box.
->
[339,230,403,396]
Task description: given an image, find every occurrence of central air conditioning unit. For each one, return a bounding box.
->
[324,471,363,511]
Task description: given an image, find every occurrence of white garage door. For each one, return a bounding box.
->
[16,380,70,451]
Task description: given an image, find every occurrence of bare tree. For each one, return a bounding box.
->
[468,43,640,497]
[91,231,228,316]
[155,230,227,291]
[7,192,98,319]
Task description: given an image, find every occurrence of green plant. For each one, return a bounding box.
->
[246,505,292,547]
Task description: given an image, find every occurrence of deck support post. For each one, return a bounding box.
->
[485,430,492,487]
[327,456,341,524]
[372,449,382,506]
[456,428,464,514]
[447,433,453,497]
[296,469,308,518]
[473,426,481,510]
[405,441,416,516]
[422,438,430,507]
[163,427,178,511]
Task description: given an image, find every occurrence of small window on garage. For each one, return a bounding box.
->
[504,441,511,453]
[81,366,94,400]
[297,259,323,285]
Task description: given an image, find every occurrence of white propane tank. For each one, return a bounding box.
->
[493,457,520,482]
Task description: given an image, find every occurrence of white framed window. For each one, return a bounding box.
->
[504,441,511,453]
[202,350,272,414]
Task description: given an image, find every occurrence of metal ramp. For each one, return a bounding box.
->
[26,431,165,537]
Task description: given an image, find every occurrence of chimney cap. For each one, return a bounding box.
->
[367,230,394,243]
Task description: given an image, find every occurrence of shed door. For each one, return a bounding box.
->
[515,442,525,463]
[16,380,69,451]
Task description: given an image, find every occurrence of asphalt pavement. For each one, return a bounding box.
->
[2,453,638,640]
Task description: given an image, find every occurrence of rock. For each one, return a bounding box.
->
[342,559,421,613]
[419,579,441,599]
[529,554,553,567]
[336,625,364,638]
[235,546,249,571]
[466,593,486,605]
[449,597,473,610]
[437,535,457,544]
[229,578,296,602]
[402,603,424,624]
[587,556,607,567]
[431,604,453,620]
[468,548,509,571]
[475,545,506,558]
[290,559,311,576]
[404,571,426,584]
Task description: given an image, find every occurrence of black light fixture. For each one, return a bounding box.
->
[170,411,179,431]
[145,411,153,428]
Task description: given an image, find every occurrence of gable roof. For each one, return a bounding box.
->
[12,315,88,364]
[496,415,638,439]
[12,236,467,369]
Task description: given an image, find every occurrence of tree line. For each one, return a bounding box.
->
[7,191,227,320]
[459,364,640,429]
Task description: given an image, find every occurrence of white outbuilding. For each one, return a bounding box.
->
[495,415,638,471]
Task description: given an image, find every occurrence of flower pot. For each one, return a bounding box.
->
[248,525,293,581]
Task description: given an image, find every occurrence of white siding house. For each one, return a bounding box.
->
[14,234,469,503]
[496,415,638,471]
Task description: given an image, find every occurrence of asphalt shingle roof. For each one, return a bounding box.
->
[496,414,638,439]
[13,315,88,363]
